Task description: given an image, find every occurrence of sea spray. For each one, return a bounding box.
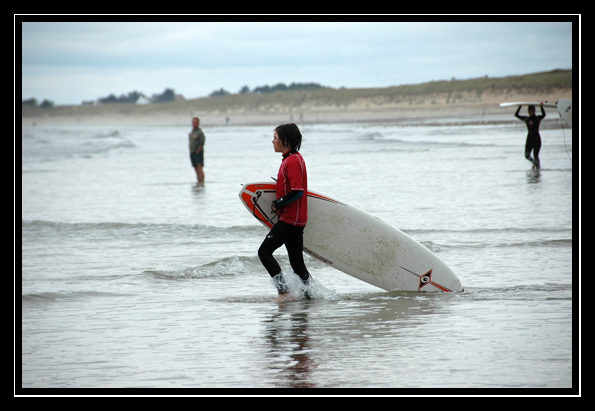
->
[270,270,338,301]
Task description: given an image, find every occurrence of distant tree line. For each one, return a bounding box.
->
[23,83,328,107]
[22,88,178,107]
[209,82,329,97]
[96,88,175,104]
[22,98,54,108]
[97,90,144,104]
[152,88,176,103]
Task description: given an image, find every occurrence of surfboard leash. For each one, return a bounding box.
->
[559,113,572,165]
[252,190,278,224]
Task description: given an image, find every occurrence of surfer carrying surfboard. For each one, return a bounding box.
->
[258,123,312,302]
[515,104,545,169]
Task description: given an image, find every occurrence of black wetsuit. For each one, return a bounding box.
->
[258,189,309,289]
[515,105,545,169]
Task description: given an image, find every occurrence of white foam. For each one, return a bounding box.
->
[270,270,338,300]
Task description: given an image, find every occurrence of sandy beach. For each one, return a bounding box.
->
[22,73,572,128]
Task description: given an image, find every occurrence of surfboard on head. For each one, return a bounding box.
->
[239,182,464,292]
[500,99,572,128]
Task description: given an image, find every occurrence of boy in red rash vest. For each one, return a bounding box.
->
[257,123,311,302]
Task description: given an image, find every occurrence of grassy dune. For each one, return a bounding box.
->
[21,69,572,124]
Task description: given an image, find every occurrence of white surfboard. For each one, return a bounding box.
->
[239,182,464,292]
[499,101,558,108]
[500,100,572,128]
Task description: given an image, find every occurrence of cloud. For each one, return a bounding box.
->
[20,21,574,104]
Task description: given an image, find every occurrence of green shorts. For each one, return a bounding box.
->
[190,152,204,167]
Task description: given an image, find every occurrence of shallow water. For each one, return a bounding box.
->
[20,114,575,391]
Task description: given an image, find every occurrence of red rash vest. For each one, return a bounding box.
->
[276,151,308,226]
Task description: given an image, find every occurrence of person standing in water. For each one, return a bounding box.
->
[258,123,312,302]
[188,117,205,184]
[515,104,546,169]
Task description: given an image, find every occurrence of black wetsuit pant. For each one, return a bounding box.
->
[258,221,311,293]
[525,133,541,168]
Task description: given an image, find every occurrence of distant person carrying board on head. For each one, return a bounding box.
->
[515,104,545,169]
[258,123,312,302]
[189,117,205,184]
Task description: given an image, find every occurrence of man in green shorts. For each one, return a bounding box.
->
[189,117,205,184]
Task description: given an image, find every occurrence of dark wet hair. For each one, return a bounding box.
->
[528,105,535,111]
[274,123,302,152]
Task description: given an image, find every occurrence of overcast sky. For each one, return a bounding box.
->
[20,20,575,105]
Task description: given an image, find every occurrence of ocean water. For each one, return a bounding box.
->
[20,112,575,392]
